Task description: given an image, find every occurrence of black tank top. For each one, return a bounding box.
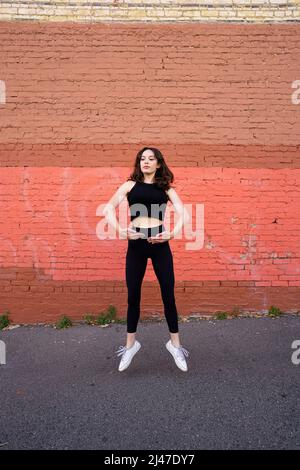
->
[127,181,169,223]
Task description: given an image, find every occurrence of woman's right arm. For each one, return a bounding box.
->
[102,181,130,239]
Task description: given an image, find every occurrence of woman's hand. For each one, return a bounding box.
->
[119,227,146,240]
[127,228,146,240]
[147,231,173,243]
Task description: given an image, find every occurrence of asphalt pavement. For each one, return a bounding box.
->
[0,315,299,450]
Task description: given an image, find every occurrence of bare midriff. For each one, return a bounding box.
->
[131,216,163,229]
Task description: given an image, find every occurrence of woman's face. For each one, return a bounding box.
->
[140,152,160,176]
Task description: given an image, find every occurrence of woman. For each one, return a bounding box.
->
[103,147,190,372]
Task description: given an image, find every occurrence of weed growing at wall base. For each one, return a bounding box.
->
[214,311,229,320]
[55,315,73,329]
[83,304,117,326]
[83,313,96,324]
[0,310,10,330]
[267,305,283,317]
[96,305,117,325]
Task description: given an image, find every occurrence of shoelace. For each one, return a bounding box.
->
[174,345,190,360]
[116,344,189,361]
[115,345,127,357]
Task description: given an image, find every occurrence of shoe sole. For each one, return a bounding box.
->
[166,342,188,371]
[118,342,141,371]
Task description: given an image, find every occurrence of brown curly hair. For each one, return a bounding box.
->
[127,147,175,196]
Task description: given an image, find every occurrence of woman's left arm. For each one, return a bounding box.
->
[166,187,190,239]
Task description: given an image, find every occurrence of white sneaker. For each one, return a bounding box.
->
[166,340,189,371]
[116,340,141,372]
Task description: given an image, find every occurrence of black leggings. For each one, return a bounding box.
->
[125,224,179,333]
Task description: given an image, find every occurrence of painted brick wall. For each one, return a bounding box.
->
[0,12,300,323]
